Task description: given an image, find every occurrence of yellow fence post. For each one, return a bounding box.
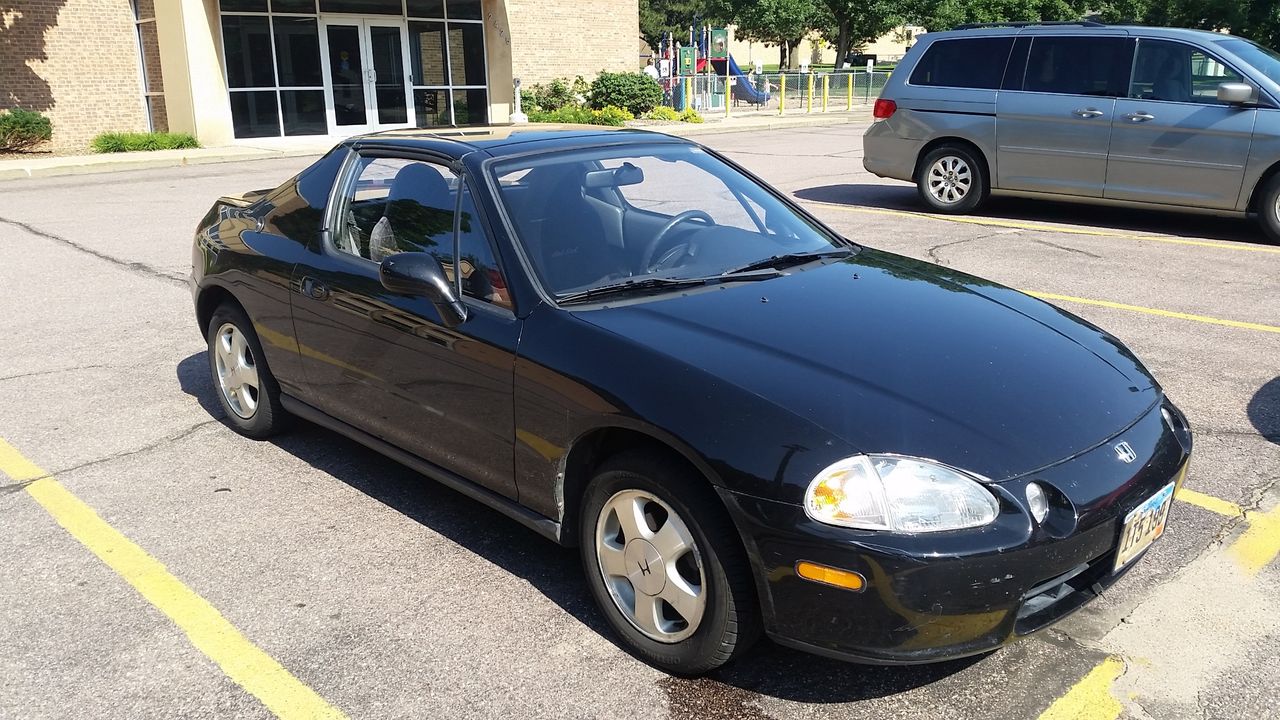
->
[822,74,829,112]
[779,74,786,116]
[846,73,853,111]
[684,76,692,112]
[725,73,732,118]
[806,73,814,113]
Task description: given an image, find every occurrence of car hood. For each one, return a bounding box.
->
[575,248,1159,482]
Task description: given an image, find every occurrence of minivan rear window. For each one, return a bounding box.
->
[910,37,1016,90]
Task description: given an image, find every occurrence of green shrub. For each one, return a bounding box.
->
[642,106,681,121]
[0,108,53,151]
[679,108,704,124]
[91,131,200,153]
[528,104,633,127]
[588,71,663,115]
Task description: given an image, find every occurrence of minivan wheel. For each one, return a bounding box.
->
[207,302,287,438]
[580,451,760,675]
[917,145,989,214]
[1257,174,1280,243]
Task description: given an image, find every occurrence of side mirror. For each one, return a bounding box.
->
[1218,82,1255,105]
[379,252,468,328]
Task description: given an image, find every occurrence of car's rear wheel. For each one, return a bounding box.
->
[917,144,989,214]
[207,302,286,438]
[580,451,760,675]
[1256,173,1280,244]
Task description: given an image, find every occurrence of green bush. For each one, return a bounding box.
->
[679,108,704,124]
[642,106,681,121]
[0,108,53,151]
[528,104,633,127]
[523,76,590,112]
[91,131,200,153]
[588,71,663,115]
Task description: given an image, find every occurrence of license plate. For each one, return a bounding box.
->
[1113,482,1177,573]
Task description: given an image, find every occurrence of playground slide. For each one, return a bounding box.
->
[709,56,771,105]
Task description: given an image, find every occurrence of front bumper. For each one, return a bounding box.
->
[724,399,1193,664]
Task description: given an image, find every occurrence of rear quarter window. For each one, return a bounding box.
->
[910,37,1016,90]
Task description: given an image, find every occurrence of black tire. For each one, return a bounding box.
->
[1255,173,1280,244]
[917,144,990,214]
[206,302,287,438]
[579,450,761,675]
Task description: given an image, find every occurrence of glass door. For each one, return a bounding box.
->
[320,19,413,135]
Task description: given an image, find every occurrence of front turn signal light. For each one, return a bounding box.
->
[796,561,866,592]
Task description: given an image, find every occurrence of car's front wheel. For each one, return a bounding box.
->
[1256,173,1280,244]
[917,144,989,214]
[580,451,760,675]
[207,302,287,438]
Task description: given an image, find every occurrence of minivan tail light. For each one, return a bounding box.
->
[873,98,897,120]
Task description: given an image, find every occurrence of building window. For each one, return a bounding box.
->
[218,0,486,138]
[132,0,167,132]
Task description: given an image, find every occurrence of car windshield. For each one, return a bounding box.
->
[490,143,850,299]
[1218,38,1280,84]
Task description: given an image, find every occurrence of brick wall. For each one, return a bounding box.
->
[0,0,148,150]
[506,0,639,85]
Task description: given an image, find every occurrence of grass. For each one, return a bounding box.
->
[91,131,200,153]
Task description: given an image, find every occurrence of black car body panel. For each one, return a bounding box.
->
[190,126,1192,665]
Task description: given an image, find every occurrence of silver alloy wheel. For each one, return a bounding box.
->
[595,489,707,643]
[927,155,973,205]
[214,322,260,420]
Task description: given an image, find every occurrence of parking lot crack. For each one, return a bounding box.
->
[0,215,185,286]
[1025,237,1104,258]
[15,420,220,484]
[0,364,112,383]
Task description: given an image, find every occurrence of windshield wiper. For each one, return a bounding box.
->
[557,271,778,304]
[720,247,854,276]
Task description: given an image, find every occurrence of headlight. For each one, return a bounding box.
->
[804,455,1000,533]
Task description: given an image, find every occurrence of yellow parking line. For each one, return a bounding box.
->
[1232,504,1280,576]
[1176,488,1244,518]
[1024,292,1280,334]
[0,438,346,720]
[1037,656,1125,720]
[804,201,1280,254]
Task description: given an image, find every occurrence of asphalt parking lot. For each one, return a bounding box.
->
[1,121,1277,719]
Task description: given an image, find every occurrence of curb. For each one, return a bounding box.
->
[647,112,869,138]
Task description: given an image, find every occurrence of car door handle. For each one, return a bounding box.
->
[1073,108,1105,118]
[301,276,330,301]
[1123,112,1156,122]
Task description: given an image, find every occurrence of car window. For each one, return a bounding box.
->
[1023,36,1132,96]
[600,155,759,231]
[909,37,1016,90]
[1217,38,1280,85]
[334,155,512,310]
[1131,39,1245,103]
[491,144,845,298]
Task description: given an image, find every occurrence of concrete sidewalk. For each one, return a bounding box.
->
[0,109,870,181]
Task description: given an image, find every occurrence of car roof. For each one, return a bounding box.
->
[347,124,689,159]
[925,24,1236,44]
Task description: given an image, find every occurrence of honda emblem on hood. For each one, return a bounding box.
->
[1114,442,1138,464]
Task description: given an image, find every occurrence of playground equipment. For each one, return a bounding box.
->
[708,56,770,106]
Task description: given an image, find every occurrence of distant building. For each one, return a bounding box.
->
[1,0,639,150]
[725,25,926,68]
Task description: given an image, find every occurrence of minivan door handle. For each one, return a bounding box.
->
[1123,112,1156,122]
[1073,108,1105,118]
[300,276,330,301]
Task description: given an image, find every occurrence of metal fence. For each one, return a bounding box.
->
[664,69,890,115]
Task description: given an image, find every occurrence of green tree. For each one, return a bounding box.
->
[820,0,903,68]
[716,0,826,68]
[903,0,1089,32]
[1096,0,1280,49]
[639,0,722,50]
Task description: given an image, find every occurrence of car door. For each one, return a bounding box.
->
[996,34,1135,197]
[290,149,521,499]
[1104,38,1257,209]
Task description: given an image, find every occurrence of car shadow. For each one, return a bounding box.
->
[796,183,1267,245]
[177,351,980,703]
[1248,376,1280,445]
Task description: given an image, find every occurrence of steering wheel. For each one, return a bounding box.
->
[639,210,715,271]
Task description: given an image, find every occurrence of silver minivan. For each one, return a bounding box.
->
[863,22,1280,241]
